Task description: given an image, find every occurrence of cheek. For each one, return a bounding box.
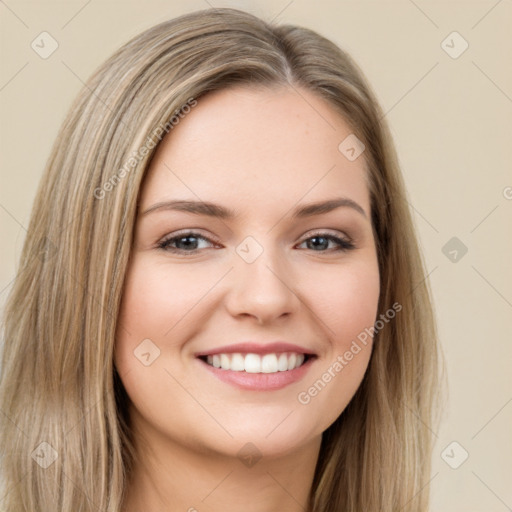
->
[113,258,212,442]
[113,258,229,417]
[295,258,379,426]
[115,258,220,349]
[309,257,380,344]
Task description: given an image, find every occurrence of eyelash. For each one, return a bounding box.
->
[157,230,356,255]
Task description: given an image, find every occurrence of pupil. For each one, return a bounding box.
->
[309,236,328,250]
[178,236,197,250]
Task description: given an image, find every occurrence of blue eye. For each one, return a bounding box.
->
[297,234,355,252]
[157,232,215,253]
[157,231,355,254]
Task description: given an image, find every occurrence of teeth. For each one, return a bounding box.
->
[261,354,278,373]
[231,353,245,371]
[220,353,230,370]
[204,352,307,373]
[278,353,289,371]
[245,353,261,373]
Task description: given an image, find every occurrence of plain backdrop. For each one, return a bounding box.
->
[1,1,511,510]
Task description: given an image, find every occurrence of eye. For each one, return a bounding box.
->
[296,232,355,252]
[157,230,355,255]
[157,231,218,254]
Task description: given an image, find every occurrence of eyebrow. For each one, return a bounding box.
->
[140,197,367,219]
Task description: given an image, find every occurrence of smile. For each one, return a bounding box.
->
[202,352,309,373]
[197,353,316,391]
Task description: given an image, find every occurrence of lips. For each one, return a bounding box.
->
[194,341,315,358]
[194,341,317,390]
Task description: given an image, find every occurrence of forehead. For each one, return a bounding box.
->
[139,85,370,219]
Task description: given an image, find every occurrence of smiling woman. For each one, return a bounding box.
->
[0,7,443,512]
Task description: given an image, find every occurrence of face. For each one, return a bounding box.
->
[114,85,380,460]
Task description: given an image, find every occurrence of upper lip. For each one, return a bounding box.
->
[194,341,316,357]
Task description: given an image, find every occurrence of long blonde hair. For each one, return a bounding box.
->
[0,8,444,511]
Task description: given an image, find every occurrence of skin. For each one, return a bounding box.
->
[114,84,380,511]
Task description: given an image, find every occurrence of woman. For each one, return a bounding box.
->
[0,7,444,511]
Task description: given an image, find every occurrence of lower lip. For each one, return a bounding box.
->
[197,357,315,391]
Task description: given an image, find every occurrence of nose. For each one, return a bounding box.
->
[224,245,300,325]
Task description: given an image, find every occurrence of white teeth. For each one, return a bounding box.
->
[278,353,289,371]
[244,353,261,373]
[220,354,230,370]
[231,353,245,371]
[203,352,307,373]
[261,354,278,373]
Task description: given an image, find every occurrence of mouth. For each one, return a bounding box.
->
[195,343,317,391]
[198,352,314,373]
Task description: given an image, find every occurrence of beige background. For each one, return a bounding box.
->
[1,1,511,510]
